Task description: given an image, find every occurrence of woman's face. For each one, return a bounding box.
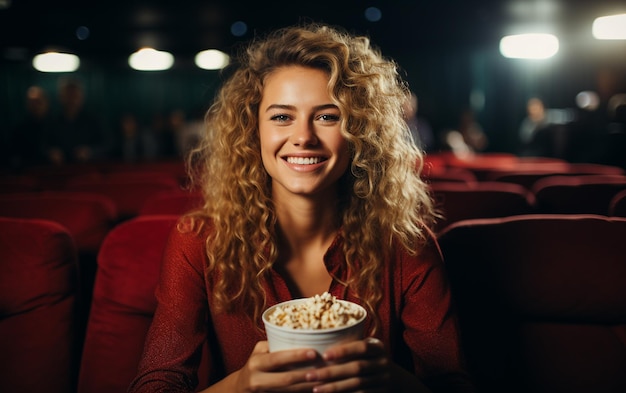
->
[258,66,350,199]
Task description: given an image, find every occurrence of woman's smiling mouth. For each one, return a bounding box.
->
[285,156,326,165]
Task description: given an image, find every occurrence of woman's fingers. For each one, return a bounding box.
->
[322,337,386,362]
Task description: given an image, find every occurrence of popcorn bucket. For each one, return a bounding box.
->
[262,295,367,354]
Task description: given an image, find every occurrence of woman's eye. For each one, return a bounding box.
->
[270,114,290,122]
[317,114,340,122]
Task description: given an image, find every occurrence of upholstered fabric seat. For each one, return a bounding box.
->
[78,215,209,393]
[438,214,626,393]
[0,191,119,337]
[608,189,626,217]
[430,181,536,233]
[0,191,117,254]
[139,189,204,216]
[65,173,181,220]
[0,217,79,393]
[532,174,626,215]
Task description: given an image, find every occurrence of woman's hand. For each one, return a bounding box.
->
[302,337,392,393]
[232,340,324,392]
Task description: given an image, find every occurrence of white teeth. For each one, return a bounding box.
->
[287,157,321,165]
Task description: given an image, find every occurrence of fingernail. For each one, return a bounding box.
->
[305,371,318,381]
[306,350,317,359]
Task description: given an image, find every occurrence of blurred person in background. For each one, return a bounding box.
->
[439,108,487,158]
[42,77,112,164]
[112,113,154,163]
[519,98,549,148]
[403,91,435,152]
[518,97,575,158]
[7,86,51,168]
[456,108,487,153]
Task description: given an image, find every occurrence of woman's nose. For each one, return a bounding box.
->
[290,120,319,146]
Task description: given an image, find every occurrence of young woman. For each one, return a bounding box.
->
[129,23,473,393]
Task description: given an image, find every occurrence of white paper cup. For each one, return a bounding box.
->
[262,298,367,354]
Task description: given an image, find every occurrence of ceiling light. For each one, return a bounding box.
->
[499,33,559,59]
[128,48,174,71]
[592,14,626,40]
[32,52,80,72]
[194,49,229,70]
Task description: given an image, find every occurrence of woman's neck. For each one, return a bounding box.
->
[271,188,341,296]
[274,194,339,249]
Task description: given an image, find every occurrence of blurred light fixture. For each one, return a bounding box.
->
[230,21,247,37]
[592,14,626,40]
[32,52,80,72]
[576,91,600,111]
[194,49,229,70]
[364,7,382,22]
[499,33,559,59]
[128,48,174,71]
[76,26,90,40]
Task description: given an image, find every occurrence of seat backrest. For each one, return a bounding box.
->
[65,174,181,219]
[139,189,204,216]
[430,181,536,233]
[0,217,79,393]
[532,175,626,214]
[438,214,626,393]
[78,215,202,393]
[0,174,40,193]
[444,153,520,180]
[0,191,118,253]
[609,189,626,217]
[485,163,624,190]
[566,163,625,176]
[487,170,568,190]
[423,167,478,185]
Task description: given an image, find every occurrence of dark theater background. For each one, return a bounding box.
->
[1,0,625,158]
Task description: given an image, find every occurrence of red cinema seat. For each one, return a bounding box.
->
[139,189,204,216]
[0,174,40,193]
[486,162,624,190]
[445,152,520,180]
[430,181,536,233]
[78,215,209,393]
[65,173,181,220]
[532,175,626,215]
[609,189,626,217]
[0,191,118,321]
[438,214,626,393]
[423,167,478,185]
[0,217,79,393]
[0,191,117,254]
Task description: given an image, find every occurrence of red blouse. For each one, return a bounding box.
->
[129,219,474,392]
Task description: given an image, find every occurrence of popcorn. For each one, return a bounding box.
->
[266,292,365,330]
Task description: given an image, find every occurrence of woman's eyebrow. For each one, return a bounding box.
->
[264,103,338,112]
[265,104,295,112]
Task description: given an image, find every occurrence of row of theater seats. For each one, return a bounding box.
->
[0,187,203,350]
[416,153,626,233]
[429,176,626,233]
[3,213,625,393]
[2,156,626,392]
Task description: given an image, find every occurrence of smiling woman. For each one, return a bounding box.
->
[128,23,474,393]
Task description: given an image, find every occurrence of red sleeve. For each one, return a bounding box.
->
[400,237,475,392]
[128,220,209,392]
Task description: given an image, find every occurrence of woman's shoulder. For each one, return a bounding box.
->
[392,229,443,270]
[165,214,214,252]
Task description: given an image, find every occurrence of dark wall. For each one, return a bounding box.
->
[2,38,625,156]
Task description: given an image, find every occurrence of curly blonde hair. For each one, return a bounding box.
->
[188,23,436,329]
